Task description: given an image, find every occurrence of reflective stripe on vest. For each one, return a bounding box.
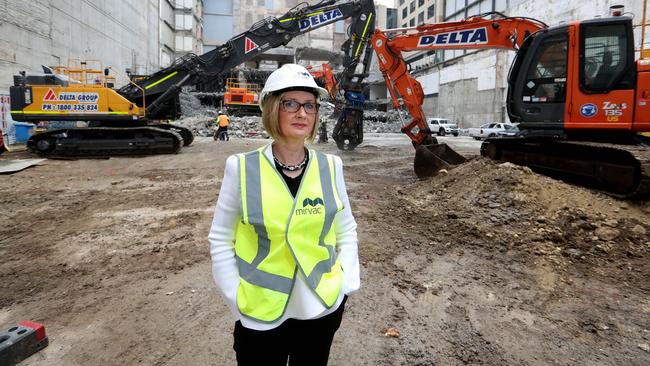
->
[235,146,343,322]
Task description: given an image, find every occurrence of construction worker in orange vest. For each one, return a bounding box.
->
[214,111,230,141]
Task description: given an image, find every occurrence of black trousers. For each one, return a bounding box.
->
[233,296,347,366]
[215,126,229,141]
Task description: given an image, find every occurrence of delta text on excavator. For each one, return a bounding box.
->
[371,9,650,198]
[9,0,376,158]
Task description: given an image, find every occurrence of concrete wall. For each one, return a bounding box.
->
[419,0,644,128]
[0,0,160,90]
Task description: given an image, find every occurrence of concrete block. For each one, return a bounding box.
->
[0,321,49,366]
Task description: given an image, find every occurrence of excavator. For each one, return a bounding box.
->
[371,11,650,198]
[223,78,262,117]
[307,63,340,99]
[9,0,375,158]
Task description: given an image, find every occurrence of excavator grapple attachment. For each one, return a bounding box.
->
[414,143,467,178]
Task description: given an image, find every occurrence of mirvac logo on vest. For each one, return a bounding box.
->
[418,27,488,47]
[296,197,325,215]
[299,9,343,31]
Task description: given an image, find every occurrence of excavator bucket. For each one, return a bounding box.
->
[414,143,467,178]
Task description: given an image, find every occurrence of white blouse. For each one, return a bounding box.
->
[208,144,360,331]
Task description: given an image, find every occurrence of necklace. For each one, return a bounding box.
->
[273,152,308,172]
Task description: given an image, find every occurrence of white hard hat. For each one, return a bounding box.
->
[259,64,329,111]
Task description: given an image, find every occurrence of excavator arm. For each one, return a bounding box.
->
[118,0,375,126]
[307,63,340,99]
[372,13,546,148]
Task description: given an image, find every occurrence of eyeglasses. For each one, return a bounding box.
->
[280,100,319,114]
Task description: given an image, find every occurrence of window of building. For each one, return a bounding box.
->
[410,1,415,13]
[175,14,193,30]
[402,7,407,18]
[205,0,232,13]
[400,0,405,5]
[410,18,415,26]
[418,11,424,25]
[468,3,479,17]
[335,20,345,33]
[418,0,425,7]
[175,36,193,51]
[204,14,234,43]
[445,0,455,17]
[387,8,398,29]
[175,0,193,9]
[445,0,466,18]
[427,4,434,19]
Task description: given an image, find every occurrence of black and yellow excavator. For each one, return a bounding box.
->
[9,0,376,158]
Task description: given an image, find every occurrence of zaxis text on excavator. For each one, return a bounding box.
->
[371,10,650,198]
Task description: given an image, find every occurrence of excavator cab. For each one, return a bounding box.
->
[506,28,569,127]
[506,17,637,132]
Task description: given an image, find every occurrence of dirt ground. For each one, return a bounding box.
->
[1,135,649,365]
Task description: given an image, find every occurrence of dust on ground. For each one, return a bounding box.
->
[1,136,649,365]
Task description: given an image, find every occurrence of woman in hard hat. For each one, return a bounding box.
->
[209,63,359,365]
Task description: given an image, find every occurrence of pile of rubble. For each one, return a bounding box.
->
[174,91,405,138]
[178,89,214,117]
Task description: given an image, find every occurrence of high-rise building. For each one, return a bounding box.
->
[0,0,161,90]
[172,0,204,61]
[397,0,439,27]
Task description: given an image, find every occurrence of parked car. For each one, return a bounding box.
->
[496,123,520,137]
[469,123,517,140]
[427,118,459,136]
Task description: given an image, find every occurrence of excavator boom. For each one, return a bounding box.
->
[372,14,546,148]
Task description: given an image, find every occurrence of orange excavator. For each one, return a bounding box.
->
[372,11,650,198]
[307,63,340,99]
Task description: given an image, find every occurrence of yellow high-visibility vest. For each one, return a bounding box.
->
[235,146,344,322]
[217,115,229,127]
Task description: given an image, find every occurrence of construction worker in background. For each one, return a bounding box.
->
[209,64,359,366]
[214,110,230,141]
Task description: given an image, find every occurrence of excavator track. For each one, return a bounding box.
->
[481,137,650,199]
[151,124,194,146]
[26,127,183,159]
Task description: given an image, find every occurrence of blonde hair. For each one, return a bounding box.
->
[261,92,320,143]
